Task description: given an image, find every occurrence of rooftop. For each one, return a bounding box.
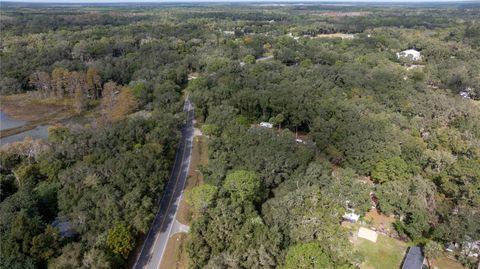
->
[401,246,424,269]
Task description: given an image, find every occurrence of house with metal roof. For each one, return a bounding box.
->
[397,49,422,61]
[401,246,425,269]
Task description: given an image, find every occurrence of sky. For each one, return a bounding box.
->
[1,0,474,2]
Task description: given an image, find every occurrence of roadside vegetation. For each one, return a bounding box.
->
[1,2,479,269]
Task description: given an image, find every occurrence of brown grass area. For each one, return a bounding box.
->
[176,135,208,225]
[159,233,189,269]
[431,256,466,269]
[1,93,76,137]
[364,208,395,233]
[1,93,74,121]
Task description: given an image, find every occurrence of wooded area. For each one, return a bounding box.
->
[0,2,479,269]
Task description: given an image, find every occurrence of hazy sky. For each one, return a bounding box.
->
[1,0,473,2]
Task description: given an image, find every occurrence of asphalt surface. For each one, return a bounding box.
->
[133,100,194,269]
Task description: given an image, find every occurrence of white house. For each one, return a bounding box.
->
[460,87,474,99]
[343,211,360,222]
[260,122,273,128]
[343,206,360,223]
[397,49,421,61]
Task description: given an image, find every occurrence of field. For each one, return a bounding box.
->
[354,234,407,269]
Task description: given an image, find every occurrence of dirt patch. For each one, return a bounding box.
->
[159,233,189,269]
[364,208,395,234]
[176,135,208,225]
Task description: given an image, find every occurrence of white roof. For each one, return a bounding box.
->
[402,49,420,55]
[260,122,273,128]
[343,212,360,221]
[397,49,421,60]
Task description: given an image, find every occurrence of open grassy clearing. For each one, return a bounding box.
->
[354,233,407,269]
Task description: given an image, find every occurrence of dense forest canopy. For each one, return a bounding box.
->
[1,2,479,269]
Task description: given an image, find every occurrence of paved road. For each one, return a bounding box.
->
[133,100,194,269]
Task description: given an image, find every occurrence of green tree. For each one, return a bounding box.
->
[223,170,261,202]
[243,55,256,64]
[186,184,218,213]
[13,164,44,190]
[372,156,410,183]
[202,124,221,137]
[284,242,333,269]
[269,113,285,130]
[424,240,443,269]
[30,225,61,262]
[106,224,135,258]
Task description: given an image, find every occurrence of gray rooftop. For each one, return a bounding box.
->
[402,246,424,269]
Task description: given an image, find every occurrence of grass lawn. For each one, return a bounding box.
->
[431,256,466,269]
[354,234,407,269]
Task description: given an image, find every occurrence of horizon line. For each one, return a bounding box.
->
[1,0,476,3]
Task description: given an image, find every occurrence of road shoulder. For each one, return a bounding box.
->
[160,130,208,269]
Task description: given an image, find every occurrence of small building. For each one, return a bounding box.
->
[397,49,422,61]
[260,122,273,128]
[343,212,360,222]
[401,246,424,269]
[460,87,474,100]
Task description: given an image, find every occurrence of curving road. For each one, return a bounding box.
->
[133,100,194,269]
